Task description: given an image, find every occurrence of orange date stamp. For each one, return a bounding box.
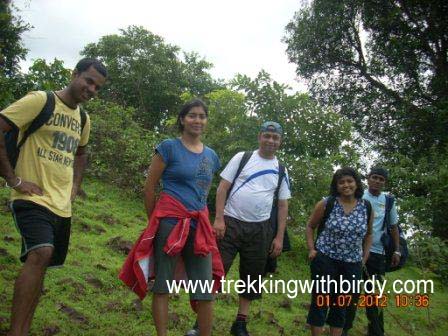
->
[316,294,430,308]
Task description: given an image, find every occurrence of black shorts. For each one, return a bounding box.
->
[10,200,71,267]
[218,216,273,300]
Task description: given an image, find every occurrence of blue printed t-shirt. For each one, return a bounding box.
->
[363,190,398,254]
[316,198,368,263]
[156,138,220,226]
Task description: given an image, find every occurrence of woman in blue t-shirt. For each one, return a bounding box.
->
[144,99,220,336]
[305,167,373,336]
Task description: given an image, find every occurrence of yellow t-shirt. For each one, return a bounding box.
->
[0,91,91,217]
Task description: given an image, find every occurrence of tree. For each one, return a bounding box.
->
[0,0,30,106]
[284,0,448,158]
[182,51,224,97]
[81,26,220,130]
[18,58,71,96]
[284,0,448,239]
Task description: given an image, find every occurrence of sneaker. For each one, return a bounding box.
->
[185,321,200,336]
[230,320,249,336]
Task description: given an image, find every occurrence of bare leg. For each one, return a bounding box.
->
[237,296,251,316]
[329,327,343,336]
[310,326,324,336]
[196,301,213,336]
[8,247,53,336]
[21,276,44,335]
[152,293,169,336]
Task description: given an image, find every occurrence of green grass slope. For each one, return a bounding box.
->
[1,179,447,335]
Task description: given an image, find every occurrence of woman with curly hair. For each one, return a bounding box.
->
[305,167,373,336]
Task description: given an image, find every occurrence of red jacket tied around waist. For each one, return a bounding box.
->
[119,193,224,300]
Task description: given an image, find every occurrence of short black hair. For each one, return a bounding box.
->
[368,166,389,180]
[75,58,107,78]
[176,99,208,132]
[330,167,364,199]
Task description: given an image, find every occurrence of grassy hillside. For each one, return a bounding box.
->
[0,179,447,335]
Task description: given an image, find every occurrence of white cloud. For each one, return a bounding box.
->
[14,0,306,91]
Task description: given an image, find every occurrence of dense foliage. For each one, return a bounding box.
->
[81,26,223,130]
[285,0,448,239]
[85,99,160,193]
[0,1,29,106]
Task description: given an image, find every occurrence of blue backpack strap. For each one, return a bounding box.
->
[17,91,55,148]
[226,151,253,201]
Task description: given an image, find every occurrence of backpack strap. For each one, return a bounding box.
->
[273,164,285,203]
[363,199,372,223]
[381,194,395,231]
[17,91,55,148]
[316,195,336,238]
[80,107,87,132]
[226,151,253,201]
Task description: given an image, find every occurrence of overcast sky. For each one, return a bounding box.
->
[14,0,306,92]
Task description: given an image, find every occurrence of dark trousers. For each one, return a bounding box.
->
[307,252,362,328]
[344,252,385,336]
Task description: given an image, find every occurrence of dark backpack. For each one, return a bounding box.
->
[380,195,408,272]
[316,196,372,241]
[4,91,86,168]
[264,163,291,274]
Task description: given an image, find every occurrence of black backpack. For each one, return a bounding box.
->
[264,163,290,274]
[4,91,86,168]
[316,196,372,241]
[380,195,408,272]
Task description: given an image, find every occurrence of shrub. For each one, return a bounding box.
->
[85,99,161,192]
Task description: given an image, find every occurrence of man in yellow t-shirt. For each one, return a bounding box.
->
[0,58,107,336]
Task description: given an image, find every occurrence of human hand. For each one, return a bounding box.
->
[308,249,318,261]
[270,236,283,258]
[213,217,226,239]
[14,180,43,196]
[391,253,401,267]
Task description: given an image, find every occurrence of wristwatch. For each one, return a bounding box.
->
[393,251,401,257]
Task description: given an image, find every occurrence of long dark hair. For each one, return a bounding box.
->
[176,99,208,132]
[329,167,364,199]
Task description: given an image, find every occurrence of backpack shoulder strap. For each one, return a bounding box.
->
[226,151,253,201]
[382,194,395,231]
[275,164,285,198]
[363,199,372,223]
[317,195,336,237]
[80,107,87,131]
[273,164,285,202]
[18,91,55,148]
